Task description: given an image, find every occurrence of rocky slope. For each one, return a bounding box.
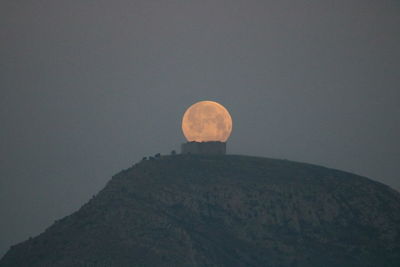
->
[1,155,400,266]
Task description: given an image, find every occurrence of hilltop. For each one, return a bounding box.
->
[1,155,400,266]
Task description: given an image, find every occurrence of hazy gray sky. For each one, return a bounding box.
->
[1,0,399,256]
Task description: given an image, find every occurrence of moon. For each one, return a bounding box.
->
[182,101,233,142]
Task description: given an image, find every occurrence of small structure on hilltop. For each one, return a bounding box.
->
[181,141,226,155]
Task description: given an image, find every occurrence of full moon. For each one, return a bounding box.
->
[182,101,233,142]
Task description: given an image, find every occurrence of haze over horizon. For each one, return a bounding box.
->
[1,0,399,257]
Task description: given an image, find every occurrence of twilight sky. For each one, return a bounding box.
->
[1,0,399,256]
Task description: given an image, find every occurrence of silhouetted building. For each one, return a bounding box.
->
[181,141,226,155]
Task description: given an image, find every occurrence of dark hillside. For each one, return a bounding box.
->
[1,155,400,266]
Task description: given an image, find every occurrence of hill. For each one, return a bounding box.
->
[1,155,400,266]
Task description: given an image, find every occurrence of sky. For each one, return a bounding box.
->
[1,0,399,257]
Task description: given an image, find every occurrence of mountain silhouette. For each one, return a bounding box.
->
[1,155,400,266]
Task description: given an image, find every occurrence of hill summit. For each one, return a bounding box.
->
[1,155,400,266]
